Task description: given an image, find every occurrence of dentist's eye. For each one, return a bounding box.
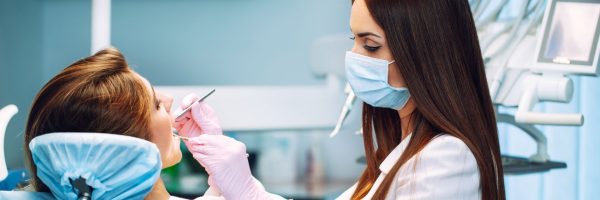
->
[364,45,381,52]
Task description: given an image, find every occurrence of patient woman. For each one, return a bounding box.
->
[23,47,215,199]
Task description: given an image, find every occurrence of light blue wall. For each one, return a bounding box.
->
[42,0,351,86]
[0,0,44,169]
[579,77,600,200]
[41,0,91,82]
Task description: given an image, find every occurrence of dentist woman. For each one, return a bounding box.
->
[175,0,505,199]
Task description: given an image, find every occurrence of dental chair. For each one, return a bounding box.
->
[0,132,162,200]
[0,104,18,182]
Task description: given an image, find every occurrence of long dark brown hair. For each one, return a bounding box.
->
[350,0,505,199]
[24,48,155,192]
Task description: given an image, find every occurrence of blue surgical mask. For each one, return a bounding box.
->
[345,51,410,110]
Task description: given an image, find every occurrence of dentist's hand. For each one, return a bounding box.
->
[187,135,272,200]
[173,93,226,196]
[173,93,223,137]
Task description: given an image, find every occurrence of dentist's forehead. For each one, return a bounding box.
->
[349,0,385,37]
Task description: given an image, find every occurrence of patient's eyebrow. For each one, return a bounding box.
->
[151,86,159,106]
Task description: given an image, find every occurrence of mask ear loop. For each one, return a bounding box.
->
[389,60,396,65]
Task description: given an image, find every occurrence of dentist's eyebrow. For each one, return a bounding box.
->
[357,32,381,38]
[350,28,382,38]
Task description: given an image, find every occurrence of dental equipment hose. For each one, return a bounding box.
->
[330,83,356,138]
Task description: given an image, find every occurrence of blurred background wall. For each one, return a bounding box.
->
[1,0,599,199]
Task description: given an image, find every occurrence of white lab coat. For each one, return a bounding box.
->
[336,134,481,200]
[173,179,286,200]
[193,134,479,200]
[170,187,224,200]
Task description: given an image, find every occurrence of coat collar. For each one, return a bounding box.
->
[379,134,412,174]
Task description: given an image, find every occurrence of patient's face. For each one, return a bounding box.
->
[137,73,182,168]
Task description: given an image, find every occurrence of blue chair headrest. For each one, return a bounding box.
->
[29,132,162,200]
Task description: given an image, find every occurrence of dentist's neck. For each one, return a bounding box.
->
[398,98,417,140]
[145,178,170,200]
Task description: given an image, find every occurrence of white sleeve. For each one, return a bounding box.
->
[191,195,225,200]
[335,182,358,200]
[394,136,481,200]
[190,178,288,200]
[251,177,289,200]
[188,187,226,200]
[169,187,225,200]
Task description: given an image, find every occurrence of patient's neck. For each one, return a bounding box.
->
[145,178,170,200]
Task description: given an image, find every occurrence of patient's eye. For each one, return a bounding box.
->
[155,98,162,110]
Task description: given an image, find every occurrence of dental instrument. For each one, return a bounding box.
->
[175,89,215,120]
[330,83,356,138]
[172,130,190,141]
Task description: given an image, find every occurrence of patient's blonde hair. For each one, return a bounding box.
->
[24,47,155,192]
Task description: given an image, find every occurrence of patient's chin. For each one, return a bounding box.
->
[158,132,183,168]
[162,150,182,169]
